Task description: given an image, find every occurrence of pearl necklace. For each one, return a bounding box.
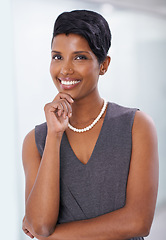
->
[68,99,107,133]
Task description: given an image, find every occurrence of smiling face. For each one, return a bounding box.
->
[50,33,104,101]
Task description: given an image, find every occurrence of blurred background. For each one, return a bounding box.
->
[0,0,166,239]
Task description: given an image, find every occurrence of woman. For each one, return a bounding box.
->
[22,10,159,240]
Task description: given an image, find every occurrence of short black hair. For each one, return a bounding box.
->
[52,10,112,63]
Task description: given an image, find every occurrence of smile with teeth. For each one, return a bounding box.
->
[60,80,81,85]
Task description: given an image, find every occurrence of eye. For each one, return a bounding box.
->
[75,55,88,60]
[52,54,62,60]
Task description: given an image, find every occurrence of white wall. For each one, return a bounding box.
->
[1,0,165,239]
[100,9,166,205]
[0,0,19,239]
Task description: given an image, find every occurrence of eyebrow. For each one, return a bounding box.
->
[73,51,91,54]
[51,50,91,55]
[51,50,61,53]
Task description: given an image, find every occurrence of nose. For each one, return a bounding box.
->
[60,61,74,75]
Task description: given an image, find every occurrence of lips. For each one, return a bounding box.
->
[58,77,81,90]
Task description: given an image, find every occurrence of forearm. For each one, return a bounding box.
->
[53,207,147,240]
[25,133,62,236]
[30,205,147,240]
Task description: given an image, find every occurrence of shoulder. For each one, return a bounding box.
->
[23,122,47,162]
[132,111,157,140]
[131,110,158,166]
[23,122,47,150]
[23,128,36,149]
[22,128,41,171]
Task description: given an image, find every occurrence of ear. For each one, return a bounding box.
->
[99,56,111,75]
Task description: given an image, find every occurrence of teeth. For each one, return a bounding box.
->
[61,80,80,85]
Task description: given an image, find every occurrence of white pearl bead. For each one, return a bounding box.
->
[68,99,107,133]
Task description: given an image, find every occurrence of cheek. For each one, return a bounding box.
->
[49,63,53,76]
[85,64,100,80]
[50,63,60,83]
[79,63,100,77]
[49,64,59,88]
[50,63,55,77]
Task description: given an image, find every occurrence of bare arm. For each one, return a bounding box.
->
[22,93,73,237]
[23,110,159,240]
[23,128,62,237]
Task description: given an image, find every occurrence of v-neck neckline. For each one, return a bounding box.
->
[63,102,110,166]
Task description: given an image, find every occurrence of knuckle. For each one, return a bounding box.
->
[58,102,63,108]
[58,92,65,99]
[53,92,62,101]
[44,103,49,111]
[68,104,72,112]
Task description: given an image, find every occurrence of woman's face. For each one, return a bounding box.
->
[50,33,102,100]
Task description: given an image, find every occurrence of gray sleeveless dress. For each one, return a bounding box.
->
[35,102,144,240]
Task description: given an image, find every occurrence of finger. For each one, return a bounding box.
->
[59,101,68,118]
[50,100,69,118]
[27,232,34,238]
[60,99,73,118]
[45,102,63,116]
[53,99,72,118]
[23,228,34,239]
[56,102,64,117]
[23,229,28,234]
[22,217,34,238]
[22,226,28,234]
[62,99,72,118]
[54,92,74,104]
[45,100,72,120]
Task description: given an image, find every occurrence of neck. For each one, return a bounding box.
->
[70,93,103,126]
